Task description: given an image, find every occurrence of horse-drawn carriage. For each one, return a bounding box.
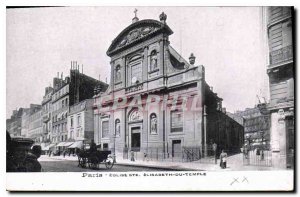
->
[77,149,114,169]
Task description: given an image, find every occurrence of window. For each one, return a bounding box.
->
[62,100,65,108]
[70,130,74,139]
[103,143,109,150]
[71,116,74,128]
[65,98,68,106]
[171,110,183,132]
[77,115,82,126]
[76,129,80,137]
[102,121,109,138]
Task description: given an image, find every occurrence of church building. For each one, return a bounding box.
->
[93,11,243,161]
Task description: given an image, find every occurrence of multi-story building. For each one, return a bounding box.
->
[21,104,41,138]
[67,99,94,149]
[7,108,27,137]
[93,12,244,160]
[51,66,108,146]
[229,106,270,145]
[263,6,294,168]
[28,107,43,143]
[42,87,53,143]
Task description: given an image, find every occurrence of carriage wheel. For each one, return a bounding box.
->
[78,157,86,168]
[89,157,99,170]
[105,157,114,169]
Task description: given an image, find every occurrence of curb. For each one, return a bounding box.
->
[114,162,202,171]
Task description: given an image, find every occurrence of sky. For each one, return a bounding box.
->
[6,6,269,117]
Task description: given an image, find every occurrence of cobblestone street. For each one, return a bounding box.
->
[39,156,181,172]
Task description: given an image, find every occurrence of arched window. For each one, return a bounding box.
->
[115,119,120,136]
[150,113,157,134]
[115,65,121,82]
[150,50,158,71]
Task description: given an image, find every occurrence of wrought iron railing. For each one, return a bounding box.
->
[270,45,293,65]
[122,146,216,163]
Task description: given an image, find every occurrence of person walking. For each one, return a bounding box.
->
[130,150,135,162]
[219,149,228,169]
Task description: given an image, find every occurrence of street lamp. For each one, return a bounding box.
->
[260,131,265,160]
[113,133,116,163]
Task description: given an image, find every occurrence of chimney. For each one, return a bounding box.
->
[210,86,213,91]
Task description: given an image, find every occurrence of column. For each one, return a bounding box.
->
[110,61,114,90]
[143,46,148,81]
[203,105,207,157]
[122,57,126,87]
[159,39,164,76]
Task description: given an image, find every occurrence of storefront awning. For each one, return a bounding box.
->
[56,142,66,147]
[64,142,74,147]
[68,141,83,149]
[49,144,56,148]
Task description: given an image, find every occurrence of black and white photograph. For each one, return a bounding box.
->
[5,5,295,191]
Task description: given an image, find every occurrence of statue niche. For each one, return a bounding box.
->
[150,113,157,134]
[115,119,120,136]
[115,65,121,83]
[150,50,158,72]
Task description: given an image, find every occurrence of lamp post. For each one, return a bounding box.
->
[113,133,116,163]
[260,131,265,160]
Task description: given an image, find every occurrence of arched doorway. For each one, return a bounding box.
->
[127,108,143,152]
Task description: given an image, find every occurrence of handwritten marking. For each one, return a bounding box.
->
[230,177,239,185]
[242,176,249,183]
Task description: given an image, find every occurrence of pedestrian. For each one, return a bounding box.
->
[130,150,135,162]
[244,144,249,159]
[143,152,148,161]
[219,149,227,169]
[63,150,66,158]
[212,142,217,164]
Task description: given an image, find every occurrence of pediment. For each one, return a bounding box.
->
[107,19,173,56]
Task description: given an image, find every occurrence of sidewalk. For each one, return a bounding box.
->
[39,153,279,171]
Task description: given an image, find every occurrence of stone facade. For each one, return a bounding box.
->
[51,67,108,144]
[28,108,43,143]
[264,6,294,168]
[42,87,53,143]
[229,106,270,145]
[67,99,95,143]
[7,108,27,137]
[93,13,244,160]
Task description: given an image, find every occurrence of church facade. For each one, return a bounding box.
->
[93,12,243,160]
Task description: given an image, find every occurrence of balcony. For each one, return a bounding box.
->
[43,113,50,123]
[269,45,293,65]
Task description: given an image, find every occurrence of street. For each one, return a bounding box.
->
[39,157,180,172]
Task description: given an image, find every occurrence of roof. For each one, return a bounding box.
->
[107,19,173,56]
